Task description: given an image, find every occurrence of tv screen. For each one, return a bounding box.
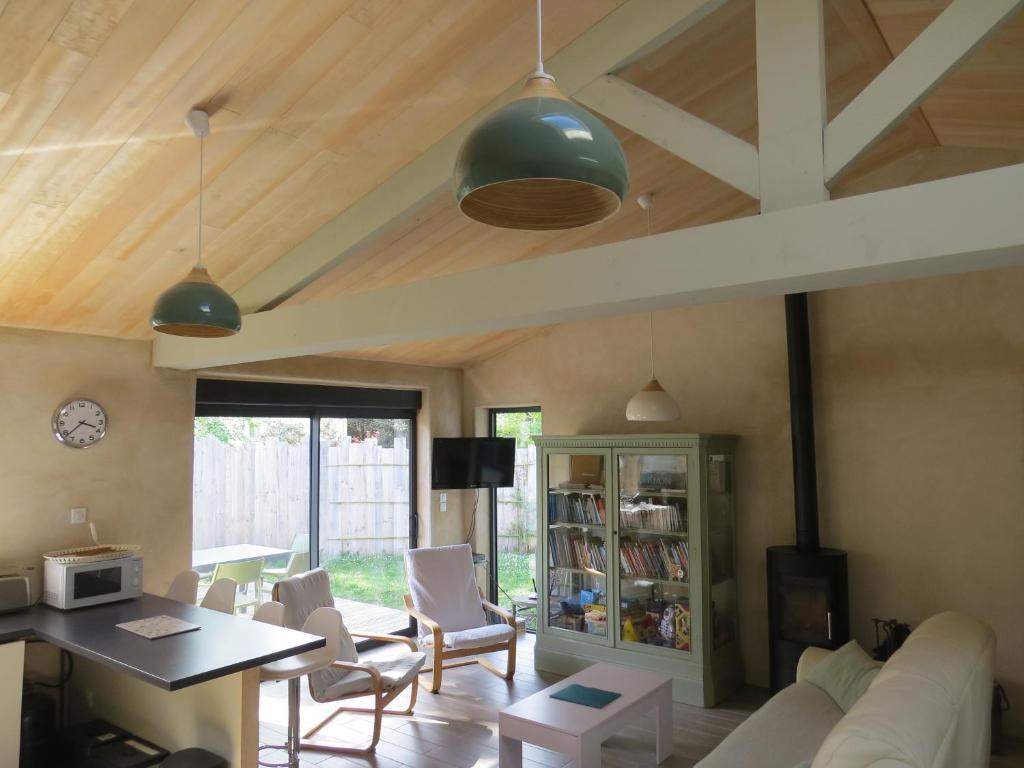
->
[432,437,515,490]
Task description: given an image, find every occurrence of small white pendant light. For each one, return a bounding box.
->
[626,194,680,422]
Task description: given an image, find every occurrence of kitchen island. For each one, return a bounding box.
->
[0,593,324,767]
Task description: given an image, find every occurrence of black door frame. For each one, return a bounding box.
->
[487,406,541,606]
[195,380,420,644]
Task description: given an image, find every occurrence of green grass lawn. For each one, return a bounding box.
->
[321,551,536,627]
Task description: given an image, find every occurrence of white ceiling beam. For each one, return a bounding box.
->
[824,0,1024,186]
[230,0,728,314]
[756,0,829,212]
[153,163,1024,370]
[575,75,760,199]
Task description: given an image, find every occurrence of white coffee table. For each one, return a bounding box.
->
[498,663,673,766]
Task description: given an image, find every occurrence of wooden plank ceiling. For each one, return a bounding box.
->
[0,0,1022,367]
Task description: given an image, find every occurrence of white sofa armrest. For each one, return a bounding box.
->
[796,646,834,683]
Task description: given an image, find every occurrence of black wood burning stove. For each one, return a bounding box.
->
[767,294,849,692]
[767,546,848,691]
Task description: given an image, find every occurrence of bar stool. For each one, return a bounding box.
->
[256,606,339,768]
[199,577,237,614]
[164,570,201,604]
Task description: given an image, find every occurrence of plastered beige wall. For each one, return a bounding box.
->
[0,327,195,593]
[463,265,1024,733]
[204,355,466,546]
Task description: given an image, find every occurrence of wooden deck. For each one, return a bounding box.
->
[332,596,410,636]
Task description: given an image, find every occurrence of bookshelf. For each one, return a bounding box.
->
[534,434,741,707]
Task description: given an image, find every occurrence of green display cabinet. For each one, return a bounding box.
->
[534,434,742,706]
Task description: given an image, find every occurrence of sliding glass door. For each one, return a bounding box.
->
[192,381,419,639]
[318,416,413,635]
[192,416,311,614]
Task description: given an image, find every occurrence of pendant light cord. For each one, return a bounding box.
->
[649,311,656,380]
[645,200,655,380]
[196,134,204,269]
[533,0,547,77]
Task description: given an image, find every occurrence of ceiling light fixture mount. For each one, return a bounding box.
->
[453,0,629,231]
[626,193,680,422]
[150,109,241,338]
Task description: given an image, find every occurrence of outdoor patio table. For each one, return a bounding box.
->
[192,544,292,570]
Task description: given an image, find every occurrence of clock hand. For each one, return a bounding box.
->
[66,421,85,436]
[80,421,97,429]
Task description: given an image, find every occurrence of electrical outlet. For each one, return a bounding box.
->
[440,493,447,503]
[440,501,448,512]
[70,507,88,524]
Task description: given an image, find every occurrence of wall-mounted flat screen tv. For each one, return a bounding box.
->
[431,437,515,490]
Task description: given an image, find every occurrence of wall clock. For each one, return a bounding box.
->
[53,399,107,448]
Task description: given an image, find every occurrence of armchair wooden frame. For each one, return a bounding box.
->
[402,588,516,693]
[300,632,420,756]
[268,583,421,757]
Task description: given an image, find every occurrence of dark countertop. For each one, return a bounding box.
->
[0,593,325,691]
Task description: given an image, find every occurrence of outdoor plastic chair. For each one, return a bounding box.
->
[210,557,264,614]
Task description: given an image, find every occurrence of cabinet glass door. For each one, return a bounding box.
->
[616,453,691,654]
[544,452,608,641]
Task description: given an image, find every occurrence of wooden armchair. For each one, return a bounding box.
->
[403,544,517,693]
[271,569,426,756]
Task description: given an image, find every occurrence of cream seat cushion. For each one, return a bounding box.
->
[317,651,427,699]
[421,623,516,650]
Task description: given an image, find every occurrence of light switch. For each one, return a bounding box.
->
[440,493,447,503]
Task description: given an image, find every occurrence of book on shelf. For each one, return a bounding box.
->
[619,501,685,532]
[548,491,606,525]
[548,527,607,572]
[618,537,688,581]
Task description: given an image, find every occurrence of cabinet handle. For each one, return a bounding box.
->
[826,611,833,642]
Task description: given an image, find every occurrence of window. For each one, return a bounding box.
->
[489,408,542,630]
[192,380,419,641]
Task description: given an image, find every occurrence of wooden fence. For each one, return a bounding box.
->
[192,437,536,556]
[193,436,410,555]
[495,445,537,554]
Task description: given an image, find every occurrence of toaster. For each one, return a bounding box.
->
[0,564,40,613]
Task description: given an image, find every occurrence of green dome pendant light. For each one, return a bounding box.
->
[626,194,680,422]
[453,0,629,230]
[150,109,241,338]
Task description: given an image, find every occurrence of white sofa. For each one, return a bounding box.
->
[697,612,995,768]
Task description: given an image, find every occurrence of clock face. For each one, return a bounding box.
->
[53,399,107,448]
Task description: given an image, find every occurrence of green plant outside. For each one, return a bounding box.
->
[320,551,535,615]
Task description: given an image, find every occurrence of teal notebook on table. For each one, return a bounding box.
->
[550,684,621,708]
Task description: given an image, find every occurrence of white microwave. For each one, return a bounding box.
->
[43,555,143,610]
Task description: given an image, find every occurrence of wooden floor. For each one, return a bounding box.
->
[259,633,1024,767]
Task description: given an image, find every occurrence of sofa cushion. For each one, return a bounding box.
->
[805,640,882,713]
[811,612,995,768]
[696,682,843,768]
